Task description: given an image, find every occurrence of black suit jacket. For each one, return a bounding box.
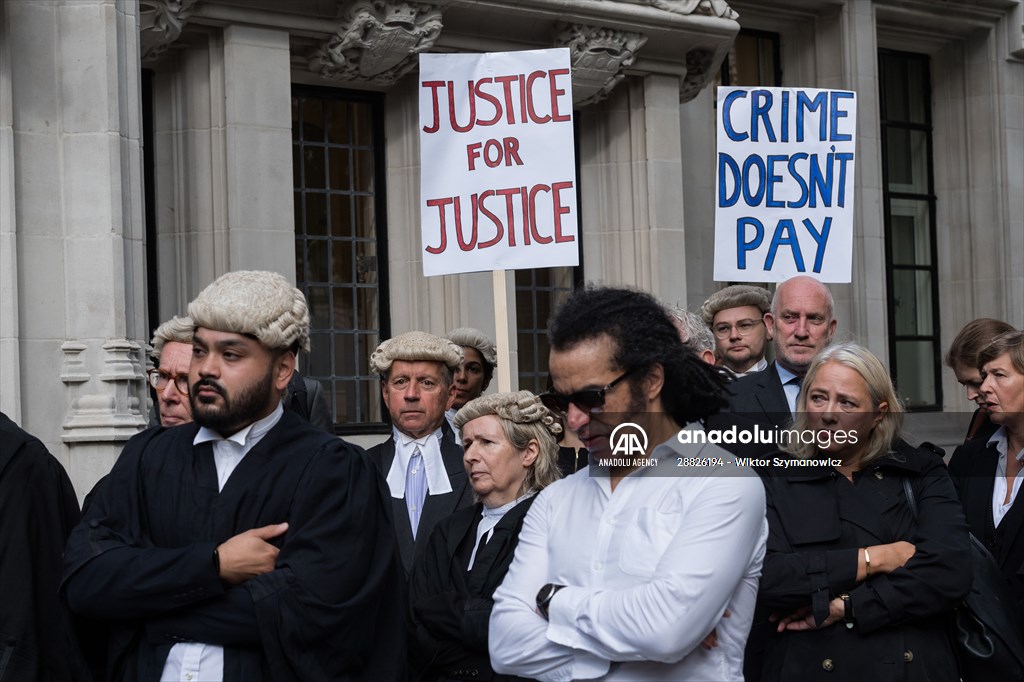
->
[368,423,474,574]
[949,435,1024,625]
[726,362,793,431]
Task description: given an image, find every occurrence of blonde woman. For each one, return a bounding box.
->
[409,391,561,682]
[757,342,971,682]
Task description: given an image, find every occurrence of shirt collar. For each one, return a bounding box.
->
[194,401,284,447]
[776,363,800,386]
[385,426,454,498]
[988,426,1024,462]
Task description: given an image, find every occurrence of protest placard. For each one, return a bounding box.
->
[419,49,579,277]
[714,87,857,283]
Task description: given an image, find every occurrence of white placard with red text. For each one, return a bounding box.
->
[419,49,579,277]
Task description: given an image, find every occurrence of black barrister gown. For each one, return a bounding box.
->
[408,498,535,682]
[62,410,406,682]
[0,412,92,681]
[758,443,972,682]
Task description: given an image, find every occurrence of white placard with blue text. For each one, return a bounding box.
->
[419,49,579,277]
[714,87,856,283]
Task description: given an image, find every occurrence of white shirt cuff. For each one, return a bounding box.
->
[546,587,611,680]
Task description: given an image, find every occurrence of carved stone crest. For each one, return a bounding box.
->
[555,23,648,107]
[139,0,200,61]
[678,48,717,103]
[310,0,443,85]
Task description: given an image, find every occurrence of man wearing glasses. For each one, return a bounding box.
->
[148,315,194,426]
[699,284,772,376]
[490,286,767,681]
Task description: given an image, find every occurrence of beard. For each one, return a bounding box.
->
[190,367,275,435]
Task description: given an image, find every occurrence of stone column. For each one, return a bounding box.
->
[6,0,149,496]
[222,25,295,277]
[0,4,21,422]
[812,3,888,361]
[577,73,686,302]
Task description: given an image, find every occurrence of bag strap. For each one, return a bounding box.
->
[902,477,919,519]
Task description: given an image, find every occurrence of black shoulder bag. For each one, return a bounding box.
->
[902,477,1024,682]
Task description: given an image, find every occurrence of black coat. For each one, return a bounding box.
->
[368,423,474,574]
[0,412,92,682]
[408,499,535,682]
[949,434,1024,630]
[62,411,406,682]
[757,443,972,682]
[726,361,793,430]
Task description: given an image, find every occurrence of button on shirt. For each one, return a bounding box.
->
[990,426,1024,527]
[159,403,284,682]
[489,427,768,681]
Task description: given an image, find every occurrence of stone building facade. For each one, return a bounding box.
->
[2,0,1022,497]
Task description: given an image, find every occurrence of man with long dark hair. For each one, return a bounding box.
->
[490,285,768,681]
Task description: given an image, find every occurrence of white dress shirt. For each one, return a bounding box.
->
[990,426,1024,527]
[734,356,768,377]
[385,426,453,499]
[160,403,284,682]
[489,426,768,681]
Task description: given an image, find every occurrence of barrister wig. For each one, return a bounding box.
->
[446,327,498,386]
[455,390,563,494]
[370,331,464,383]
[188,271,310,353]
[150,315,193,359]
[699,284,772,326]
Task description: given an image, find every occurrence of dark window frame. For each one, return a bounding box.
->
[292,85,391,435]
[878,49,942,411]
[720,29,782,88]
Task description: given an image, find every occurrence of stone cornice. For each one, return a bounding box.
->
[189,0,740,102]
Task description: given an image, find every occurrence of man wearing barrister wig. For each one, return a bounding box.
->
[63,270,405,681]
[369,331,475,574]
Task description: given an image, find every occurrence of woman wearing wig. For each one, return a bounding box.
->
[408,391,562,682]
[757,342,971,681]
[949,331,1024,629]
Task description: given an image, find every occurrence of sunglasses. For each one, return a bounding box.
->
[539,369,634,415]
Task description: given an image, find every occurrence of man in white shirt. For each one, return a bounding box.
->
[368,331,475,573]
[490,286,768,681]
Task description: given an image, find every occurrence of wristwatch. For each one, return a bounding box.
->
[536,583,565,621]
[840,593,854,629]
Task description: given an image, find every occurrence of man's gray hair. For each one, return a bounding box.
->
[150,315,193,359]
[667,306,715,354]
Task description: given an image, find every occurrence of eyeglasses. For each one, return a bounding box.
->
[147,368,189,394]
[712,319,764,339]
[539,369,634,415]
